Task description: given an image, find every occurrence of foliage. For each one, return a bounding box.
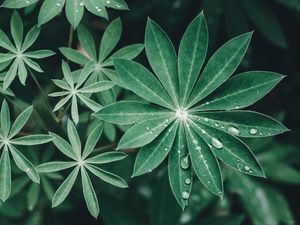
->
[0,0,298,224]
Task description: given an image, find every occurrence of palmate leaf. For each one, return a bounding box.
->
[1,0,128,28]
[96,12,288,208]
[39,121,128,217]
[0,100,52,201]
[0,11,55,89]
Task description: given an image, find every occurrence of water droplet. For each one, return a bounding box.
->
[164,148,168,151]
[180,155,190,170]
[211,137,223,149]
[146,127,150,131]
[244,165,250,171]
[192,139,198,144]
[234,105,240,109]
[214,123,219,127]
[182,191,190,199]
[249,128,257,135]
[185,178,191,185]
[203,118,209,122]
[227,126,240,135]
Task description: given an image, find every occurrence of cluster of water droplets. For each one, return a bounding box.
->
[236,159,253,174]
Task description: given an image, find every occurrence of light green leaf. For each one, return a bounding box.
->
[185,123,223,196]
[117,115,175,149]
[145,19,179,106]
[23,57,43,72]
[9,106,33,138]
[188,32,252,107]
[17,58,27,85]
[22,25,40,52]
[62,60,74,88]
[2,0,39,8]
[77,93,102,112]
[113,59,174,110]
[79,81,114,93]
[190,120,265,177]
[99,17,122,62]
[193,72,284,111]
[1,100,10,137]
[81,167,99,218]
[0,149,11,202]
[37,161,77,173]
[86,164,128,188]
[178,12,208,105]
[59,47,90,65]
[9,145,40,183]
[52,166,79,207]
[53,95,72,112]
[192,111,288,137]
[83,0,107,19]
[77,24,97,60]
[0,29,16,52]
[3,59,18,90]
[10,11,23,51]
[25,50,56,58]
[94,101,172,125]
[71,95,79,124]
[66,0,84,29]
[27,183,40,211]
[104,0,128,10]
[168,123,192,210]
[82,124,103,159]
[67,120,81,159]
[11,134,53,145]
[86,151,127,164]
[50,132,77,160]
[38,0,66,26]
[133,121,178,177]
[0,53,15,64]
[102,44,144,67]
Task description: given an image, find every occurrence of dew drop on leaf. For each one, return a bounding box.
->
[211,137,223,149]
[227,126,240,135]
[185,178,191,185]
[180,155,190,170]
[181,191,190,199]
[244,165,250,171]
[249,128,258,135]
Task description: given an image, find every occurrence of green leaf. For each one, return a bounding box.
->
[53,95,72,112]
[99,17,122,62]
[2,0,39,8]
[117,115,175,149]
[37,161,77,173]
[25,50,56,58]
[113,59,174,110]
[21,25,40,52]
[1,100,10,137]
[52,166,79,207]
[95,101,172,125]
[10,11,23,51]
[82,124,103,159]
[9,106,33,138]
[79,81,114,93]
[0,29,16,52]
[59,47,90,65]
[9,145,40,183]
[241,0,288,48]
[104,0,128,10]
[0,149,11,202]
[145,19,179,106]
[52,79,70,90]
[65,0,84,29]
[27,183,40,211]
[193,71,284,111]
[81,167,99,218]
[62,61,74,88]
[71,95,79,124]
[188,32,252,107]
[192,111,288,138]
[50,132,77,160]
[200,215,245,225]
[168,123,193,210]
[190,120,265,177]
[77,93,102,112]
[86,151,127,164]
[77,24,97,60]
[86,164,128,188]
[17,58,27,85]
[178,12,208,105]
[133,121,178,177]
[185,123,223,196]
[0,53,15,64]
[83,0,107,19]
[102,44,144,67]
[67,120,81,159]
[23,57,43,72]
[3,59,18,90]
[38,0,66,26]
[11,134,53,145]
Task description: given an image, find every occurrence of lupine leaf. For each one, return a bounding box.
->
[52,166,79,207]
[37,161,77,173]
[1,100,10,137]
[10,11,23,51]
[21,25,40,52]
[2,0,39,8]
[67,120,81,159]
[95,101,172,125]
[133,121,178,177]
[0,149,11,202]
[77,24,97,60]
[10,134,53,145]
[65,0,84,29]
[82,124,103,159]
[49,132,77,160]
[81,167,99,218]
[38,0,66,26]
[86,152,127,164]
[59,47,90,65]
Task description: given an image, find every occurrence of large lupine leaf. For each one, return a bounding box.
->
[0,149,11,202]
